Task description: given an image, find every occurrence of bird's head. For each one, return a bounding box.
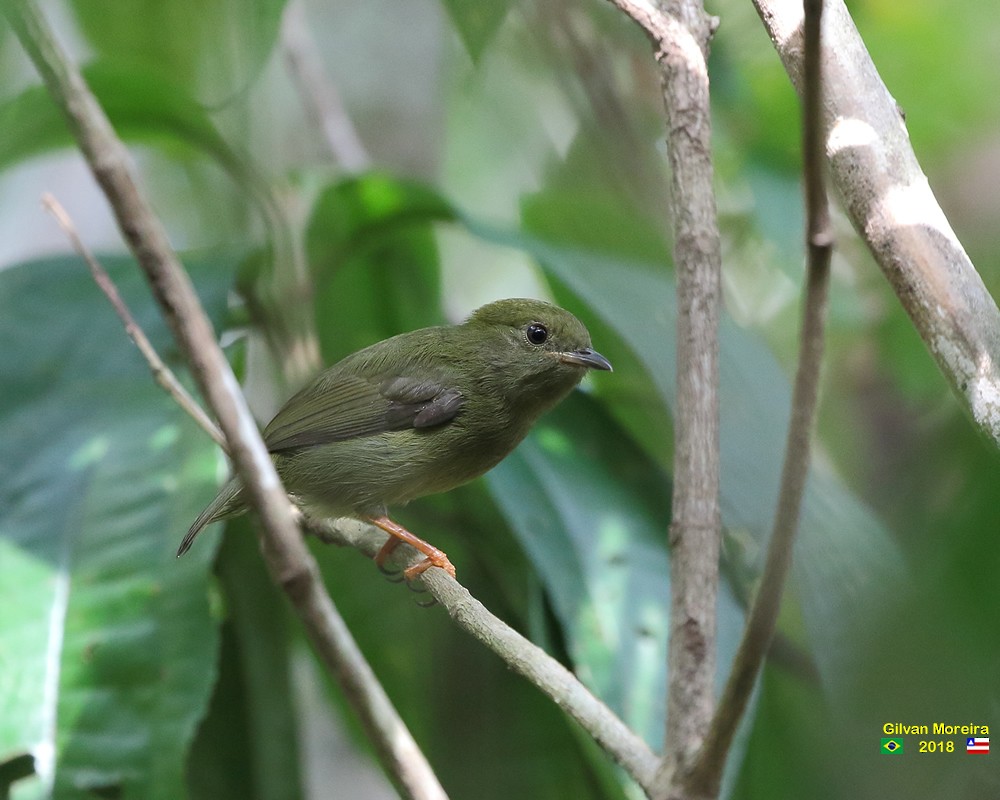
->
[464,298,612,400]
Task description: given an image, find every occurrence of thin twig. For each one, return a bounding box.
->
[754,0,1000,446]
[281,0,371,171]
[41,193,229,452]
[4,4,446,798]
[299,516,662,794]
[688,1,832,795]
[603,1,723,797]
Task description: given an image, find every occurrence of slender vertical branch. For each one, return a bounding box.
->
[801,1,832,250]
[602,2,722,797]
[281,0,371,171]
[4,4,447,798]
[655,2,721,796]
[687,1,832,795]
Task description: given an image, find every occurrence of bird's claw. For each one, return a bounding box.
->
[402,555,456,581]
[377,562,405,583]
[405,579,437,607]
[373,532,455,580]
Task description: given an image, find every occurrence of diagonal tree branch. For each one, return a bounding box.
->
[299,516,662,793]
[754,0,1000,446]
[687,0,832,794]
[3,4,447,798]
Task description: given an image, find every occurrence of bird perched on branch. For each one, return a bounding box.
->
[178,298,612,579]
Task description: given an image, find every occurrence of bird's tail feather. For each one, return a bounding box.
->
[177,478,246,556]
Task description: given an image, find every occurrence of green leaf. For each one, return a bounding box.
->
[488,394,672,720]
[0,252,238,798]
[438,0,513,62]
[732,664,836,800]
[520,186,675,467]
[186,526,303,800]
[487,394,746,754]
[0,62,274,222]
[306,173,454,361]
[1,63,230,174]
[68,0,287,106]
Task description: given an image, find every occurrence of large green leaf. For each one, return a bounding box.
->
[519,185,675,468]
[306,173,452,362]
[0,62,274,218]
[69,0,286,107]
[487,394,672,734]
[186,527,303,800]
[1,64,229,173]
[487,393,748,754]
[438,0,513,63]
[0,253,237,799]
[732,664,836,800]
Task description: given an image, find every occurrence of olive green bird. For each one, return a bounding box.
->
[178,298,612,578]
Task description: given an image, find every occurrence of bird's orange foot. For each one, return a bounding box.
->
[403,553,456,581]
[369,516,456,580]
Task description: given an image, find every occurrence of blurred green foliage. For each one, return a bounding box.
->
[2,0,999,798]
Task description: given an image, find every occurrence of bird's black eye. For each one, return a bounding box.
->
[525,322,548,346]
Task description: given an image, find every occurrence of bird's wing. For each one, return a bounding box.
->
[263,369,464,453]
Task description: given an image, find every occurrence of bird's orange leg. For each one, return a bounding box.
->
[369,516,456,580]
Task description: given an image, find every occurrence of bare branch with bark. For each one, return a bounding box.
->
[602,2,723,797]
[755,0,1000,446]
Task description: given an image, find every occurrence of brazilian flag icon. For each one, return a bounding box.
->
[881,738,904,754]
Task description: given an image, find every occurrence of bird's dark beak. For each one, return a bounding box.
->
[558,347,613,372]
